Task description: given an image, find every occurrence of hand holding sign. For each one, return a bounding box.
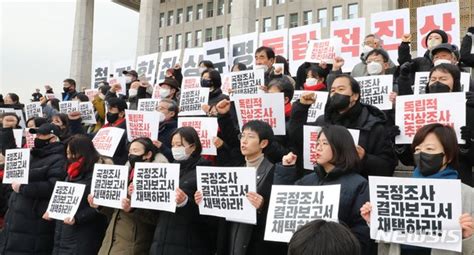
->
[175,188,187,205]
[122,198,132,213]
[359,201,373,224]
[356,145,366,159]
[460,213,473,239]
[87,194,99,209]
[194,190,203,205]
[64,217,75,225]
[282,152,297,166]
[246,191,264,210]
[11,181,21,193]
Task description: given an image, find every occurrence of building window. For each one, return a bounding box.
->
[318,8,327,27]
[303,10,312,25]
[158,37,163,52]
[186,6,193,22]
[348,3,358,19]
[217,0,225,15]
[263,17,271,32]
[276,0,285,4]
[185,32,192,48]
[195,30,202,46]
[197,4,203,20]
[289,13,298,28]
[255,20,259,32]
[159,13,165,27]
[167,10,174,26]
[333,6,342,21]
[175,34,182,49]
[177,8,183,24]
[276,15,284,30]
[227,24,231,38]
[228,0,232,13]
[207,1,214,18]
[264,0,272,7]
[166,35,173,51]
[205,28,213,42]
[216,26,224,39]
[160,0,165,3]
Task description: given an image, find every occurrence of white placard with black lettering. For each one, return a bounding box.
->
[3,148,30,184]
[46,181,86,221]
[91,164,129,209]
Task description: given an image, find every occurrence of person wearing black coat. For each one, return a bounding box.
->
[201,69,230,108]
[0,123,67,255]
[47,135,108,255]
[157,99,179,162]
[149,127,217,255]
[289,74,396,178]
[274,125,371,255]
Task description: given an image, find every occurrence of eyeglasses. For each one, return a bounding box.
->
[238,133,258,141]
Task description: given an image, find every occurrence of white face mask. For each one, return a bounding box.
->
[254,64,269,73]
[199,67,207,74]
[125,76,132,83]
[305,78,317,86]
[159,88,170,98]
[367,61,383,75]
[172,146,189,161]
[157,111,166,123]
[433,59,453,66]
[428,39,442,49]
[362,45,374,54]
[128,88,138,97]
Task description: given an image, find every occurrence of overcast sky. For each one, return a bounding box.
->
[1,0,139,103]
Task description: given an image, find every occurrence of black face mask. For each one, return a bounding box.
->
[106,112,119,124]
[128,154,145,168]
[34,138,50,149]
[413,152,445,176]
[428,81,451,93]
[201,79,212,88]
[63,87,70,93]
[327,93,351,111]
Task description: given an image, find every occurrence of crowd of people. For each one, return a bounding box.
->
[0,27,473,255]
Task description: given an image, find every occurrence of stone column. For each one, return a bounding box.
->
[136,0,160,56]
[230,0,256,36]
[70,0,94,91]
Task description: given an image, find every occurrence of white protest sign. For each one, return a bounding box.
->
[178,88,210,116]
[92,61,110,89]
[461,72,470,92]
[288,23,321,74]
[330,18,366,72]
[182,47,205,77]
[46,181,86,221]
[136,52,159,83]
[125,110,160,142]
[13,129,23,148]
[264,184,341,243]
[197,166,256,224]
[111,59,135,80]
[178,117,218,156]
[304,38,342,64]
[131,162,180,213]
[45,93,56,100]
[91,164,129,209]
[137,98,161,112]
[25,102,43,120]
[3,148,30,184]
[291,91,329,122]
[79,102,96,125]
[413,72,430,95]
[355,75,393,110]
[259,28,289,59]
[230,69,265,99]
[157,50,182,82]
[221,73,232,95]
[369,176,462,253]
[416,2,460,57]
[204,38,229,74]
[395,93,465,144]
[59,101,79,114]
[303,126,322,170]
[24,128,35,149]
[371,8,410,62]
[152,84,161,99]
[234,93,286,135]
[84,89,98,101]
[229,32,258,70]
[181,76,202,90]
[92,127,125,157]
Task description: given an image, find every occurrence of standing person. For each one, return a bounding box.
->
[43,135,109,254]
[31,89,43,102]
[62,79,78,101]
[0,123,67,254]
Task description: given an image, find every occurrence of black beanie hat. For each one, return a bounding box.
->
[425,29,449,46]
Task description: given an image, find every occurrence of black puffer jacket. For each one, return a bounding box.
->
[52,166,108,254]
[289,101,396,178]
[149,155,217,255]
[0,142,67,255]
[274,163,371,255]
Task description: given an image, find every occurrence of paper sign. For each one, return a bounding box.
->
[79,102,96,125]
[91,164,129,209]
[46,181,86,221]
[125,110,160,142]
[84,89,98,101]
[304,38,342,64]
[12,129,22,148]
[303,125,322,170]
[59,101,79,114]
[197,166,257,224]
[3,148,30,184]
[157,50,182,82]
[136,52,159,83]
[137,98,160,112]
[355,75,393,110]
[264,184,341,243]
[230,69,265,99]
[291,91,329,122]
[25,102,43,120]
[369,176,462,252]
[92,61,110,89]
[288,23,321,74]
[178,88,210,116]
[395,93,466,144]
[131,162,180,213]
[331,18,366,72]
[229,32,258,70]
[204,38,229,74]
[234,93,286,135]
[92,127,125,157]
[182,48,205,77]
[178,117,218,156]
[181,76,202,90]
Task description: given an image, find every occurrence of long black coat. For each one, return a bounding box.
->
[149,155,217,255]
[0,142,67,255]
[52,166,108,254]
